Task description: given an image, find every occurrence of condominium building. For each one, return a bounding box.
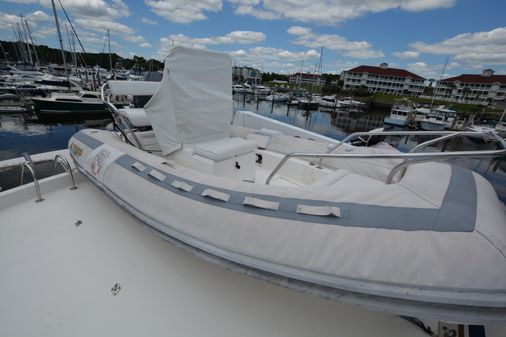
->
[232,66,262,84]
[434,69,506,105]
[289,73,322,87]
[341,63,425,95]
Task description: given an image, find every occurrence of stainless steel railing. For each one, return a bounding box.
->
[52,154,77,190]
[266,131,506,185]
[15,153,78,202]
[101,83,145,150]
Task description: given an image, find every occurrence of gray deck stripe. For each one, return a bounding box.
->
[433,165,476,231]
[72,131,477,232]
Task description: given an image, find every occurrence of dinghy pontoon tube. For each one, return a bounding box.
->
[73,46,506,324]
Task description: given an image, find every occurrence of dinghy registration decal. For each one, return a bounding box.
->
[69,142,83,158]
[85,145,125,182]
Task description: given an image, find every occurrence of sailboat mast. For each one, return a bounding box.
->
[318,47,323,88]
[51,0,70,83]
[23,18,39,65]
[19,16,33,65]
[17,22,32,65]
[0,41,8,62]
[11,26,22,62]
[431,57,449,107]
[107,29,113,78]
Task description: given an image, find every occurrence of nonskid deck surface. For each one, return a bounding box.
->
[0,175,431,337]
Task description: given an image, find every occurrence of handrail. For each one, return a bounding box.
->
[265,135,506,185]
[100,82,137,148]
[52,154,77,190]
[327,130,491,153]
[311,130,505,180]
[21,162,43,202]
[408,132,465,153]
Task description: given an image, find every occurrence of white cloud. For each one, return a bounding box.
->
[75,18,134,35]
[287,26,384,59]
[407,27,506,67]
[229,0,456,25]
[344,49,384,59]
[140,17,158,25]
[228,46,320,72]
[406,61,456,79]
[25,10,51,22]
[393,51,420,59]
[9,0,131,19]
[165,31,265,47]
[123,35,146,43]
[145,0,222,24]
[140,42,152,48]
[0,12,23,30]
[77,30,120,48]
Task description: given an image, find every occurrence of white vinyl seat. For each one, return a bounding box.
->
[193,137,256,161]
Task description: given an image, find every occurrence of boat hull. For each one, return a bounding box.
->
[32,98,107,116]
[420,121,446,131]
[383,117,409,126]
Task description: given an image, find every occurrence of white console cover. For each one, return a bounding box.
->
[144,46,233,156]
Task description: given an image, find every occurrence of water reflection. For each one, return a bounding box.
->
[0,112,111,160]
[233,97,386,140]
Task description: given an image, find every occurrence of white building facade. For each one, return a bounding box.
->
[341,63,425,95]
[232,66,262,84]
[289,73,322,87]
[435,69,506,105]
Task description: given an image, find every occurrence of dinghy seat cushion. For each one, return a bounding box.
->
[118,108,151,128]
[193,137,256,161]
[310,169,350,187]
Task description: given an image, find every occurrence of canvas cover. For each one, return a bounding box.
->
[144,46,233,155]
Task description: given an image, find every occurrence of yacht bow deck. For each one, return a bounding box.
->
[0,172,433,337]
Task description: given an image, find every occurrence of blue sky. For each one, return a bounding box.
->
[1,0,505,79]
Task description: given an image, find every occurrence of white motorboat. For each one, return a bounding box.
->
[265,94,289,102]
[413,107,431,122]
[496,122,506,138]
[432,106,458,129]
[78,47,506,324]
[420,114,446,131]
[232,84,245,93]
[337,97,365,108]
[319,95,337,108]
[494,110,506,138]
[255,85,271,97]
[384,99,416,126]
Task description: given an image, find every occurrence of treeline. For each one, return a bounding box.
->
[261,72,289,82]
[0,40,163,71]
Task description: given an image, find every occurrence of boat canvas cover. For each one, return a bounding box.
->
[144,46,233,155]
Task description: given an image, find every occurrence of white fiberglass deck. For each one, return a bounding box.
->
[0,172,433,337]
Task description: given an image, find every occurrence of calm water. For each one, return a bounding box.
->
[1,97,505,203]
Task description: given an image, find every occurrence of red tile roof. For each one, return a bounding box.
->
[346,65,425,81]
[440,74,506,84]
[290,72,321,79]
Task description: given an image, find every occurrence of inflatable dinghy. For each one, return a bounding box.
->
[70,46,506,324]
